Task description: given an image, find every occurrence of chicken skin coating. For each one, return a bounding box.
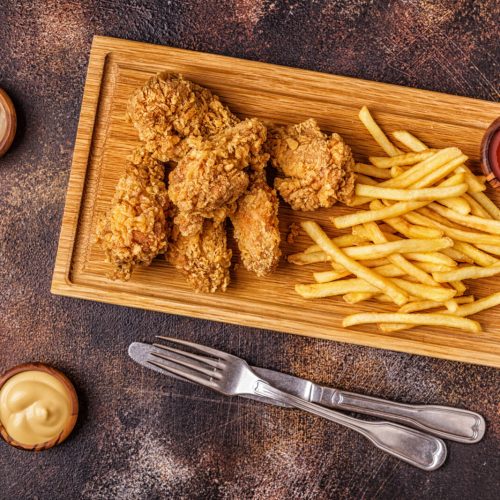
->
[267,118,356,211]
[127,73,238,162]
[230,173,281,277]
[167,220,232,293]
[168,118,268,236]
[95,148,170,280]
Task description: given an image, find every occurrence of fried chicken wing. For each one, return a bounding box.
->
[167,220,232,293]
[127,73,238,162]
[267,118,356,211]
[168,118,268,236]
[95,148,170,280]
[230,172,281,277]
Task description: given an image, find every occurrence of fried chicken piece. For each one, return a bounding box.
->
[168,118,268,236]
[230,172,281,277]
[95,148,169,281]
[267,118,356,211]
[167,220,232,293]
[127,73,238,162]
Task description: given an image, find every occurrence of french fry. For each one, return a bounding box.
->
[391,166,405,178]
[408,156,468,189]
[452,241,498,267]
[356,173,379,185]
[450,292,500,317]
[441,247,474,264]
[353,163,392,179]
[347,195,373,207]
[462,193,491,218]
[398,296,474,314]
[404,252,457,267]
[428,203,500,235]
[358,106,403,156]
[379,149,463,189]
[331,258,391,270]
[444,300,459,313]
[414,262,456,273]
[438,197,471,215]
[297,277,454,302]
[450,281,466,296]
[476,244,500,256]
[369,150,436,168]
[314,270,351,283]
[343,312,481,333]
[301,221,408,305]
[405,209,500,246]
[390,130,428,152]
[355,183,467,202]
[432,264,500,283]
[303,233,368,254]
[469,191,500,220]
[343,292,376,304]
[363,222,438,286]
[455,165,486,192]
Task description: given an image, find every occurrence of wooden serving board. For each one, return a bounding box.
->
[52,36,500,367]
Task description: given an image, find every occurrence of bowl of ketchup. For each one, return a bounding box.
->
[481,117,500,189]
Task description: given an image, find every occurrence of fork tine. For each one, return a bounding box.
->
[152,343,220,368]
[156,336,229,359]
[150,350,222,379]
[148,360,217,388]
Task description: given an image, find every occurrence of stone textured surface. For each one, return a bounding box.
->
[1,1,499,498]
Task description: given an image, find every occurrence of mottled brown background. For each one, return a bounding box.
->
[1,1,499,498]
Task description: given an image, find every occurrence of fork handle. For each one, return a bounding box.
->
[254,381,446,471]
[326,390,485,444]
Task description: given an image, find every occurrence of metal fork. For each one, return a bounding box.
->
[148,336,447,471]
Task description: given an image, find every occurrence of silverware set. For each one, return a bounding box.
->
[129,338,485,471]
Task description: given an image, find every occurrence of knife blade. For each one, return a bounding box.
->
[128,341,330,408]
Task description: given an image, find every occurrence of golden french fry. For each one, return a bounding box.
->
[438,197,471,215]
[343,312,481,332]
[476,244,500,256]
[428,203,500,235]
[391,166,405,178]
[343,292,375,304]
[379,149,462,189]
[406,209,500,246]
[314,270,351,283]
[369,150,436,168]
[288,251,330,265]
[331,258,391,270]
[452,241,498,267]
[358,106,403,156]
[347,195,373,207]
[441,247,474,264]
[390,130,428,152]
[450,281,466,296]
[408,156,468,189]
[353,163,392,179]
[413,262,456,273]
[451,292,500,317]
[390,278,456,302]
[301,221,408,305]
[455,165,486,193]
[303,233,368,254]
[355,183,467,202]
[405,252,457,267]
[444,300,459,313]
[356,173,379,185]
[362,222,438,286]
[398,296,474,314]
[462,193,491,218]
[469,191,500,220]
[432,264,500,282]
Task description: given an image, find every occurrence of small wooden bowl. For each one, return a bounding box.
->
[480,117,500,189]
[0,363,79,451]
[0,88,17,157]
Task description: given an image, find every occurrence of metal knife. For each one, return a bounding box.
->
[128,342,485,443]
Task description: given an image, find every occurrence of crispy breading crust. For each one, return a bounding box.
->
[267,118,356,211]
[167,220,232,293]
[95,148,169,281]
[127,73,238,162]
[230,173,281,277]
[168,118,268,236]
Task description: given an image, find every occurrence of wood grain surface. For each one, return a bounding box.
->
[2,1,500,499]
[52,36,500,367]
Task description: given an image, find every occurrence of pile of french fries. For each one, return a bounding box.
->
[291,106,500,333]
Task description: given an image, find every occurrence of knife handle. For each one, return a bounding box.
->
[328,390,485,444]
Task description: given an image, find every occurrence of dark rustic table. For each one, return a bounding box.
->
[1,1,499,498]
